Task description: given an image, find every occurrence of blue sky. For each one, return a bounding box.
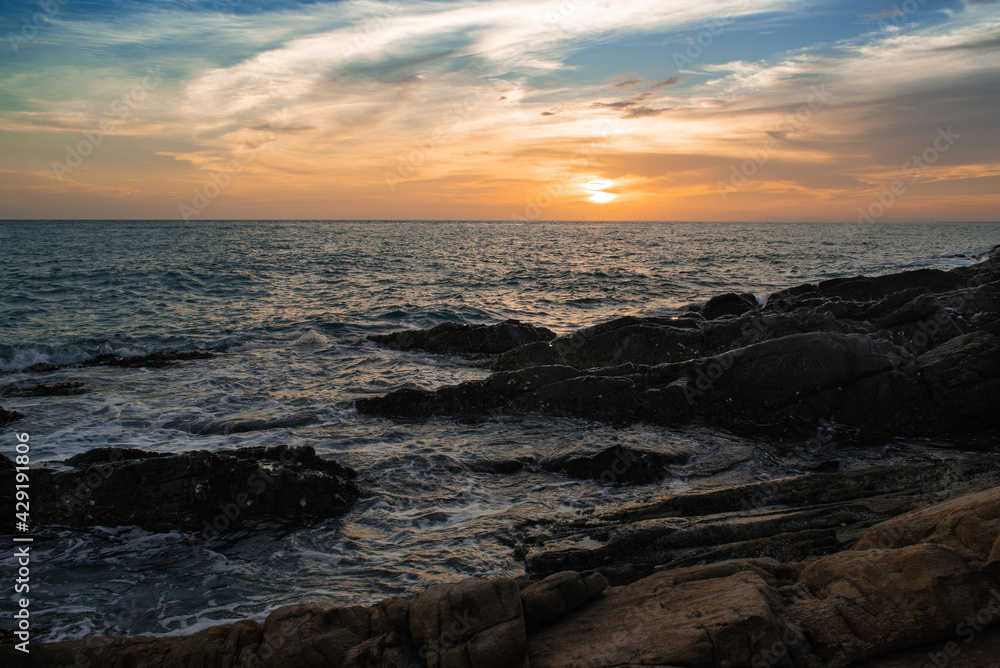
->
[1,0,998,220]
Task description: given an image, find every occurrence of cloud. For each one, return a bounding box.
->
[651,76,688,89]
[593,99,668,118]
[623,106,666,118]
[593,101,637,109]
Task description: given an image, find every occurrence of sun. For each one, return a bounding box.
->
[582,179,617,204]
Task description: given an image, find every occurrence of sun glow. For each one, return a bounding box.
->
[588,192,617,204]
[583,179,617,204]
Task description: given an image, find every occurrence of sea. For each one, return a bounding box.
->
[1,220,998,641]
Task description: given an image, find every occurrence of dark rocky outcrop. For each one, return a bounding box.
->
[0,406,23,427]
[22,362,59,373]
[357,246,1000,436]
[700,291,759,320]
[0,381,88,397]
[517,457,1000,583]
[359,329,1000,435]
[82,350,216,368]
[545,444,689,484]
[491,310,853,372]
[0,445,358,533]
[11,463,1000,668]
[465,444,689,485]
[368,319,556,354]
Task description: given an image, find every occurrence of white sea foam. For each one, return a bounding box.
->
[291,329,329,347]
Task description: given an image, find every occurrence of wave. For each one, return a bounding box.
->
[164,412,319,435]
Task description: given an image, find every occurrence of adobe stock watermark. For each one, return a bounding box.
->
[717,84,833,201]
[856,126,960,223]
[179,110,288,220]
[5,0,68,55]
[51,66,163,181]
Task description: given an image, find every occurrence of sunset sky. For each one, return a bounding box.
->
[1,0,998,221]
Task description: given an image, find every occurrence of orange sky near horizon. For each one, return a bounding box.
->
[1,0,998,221]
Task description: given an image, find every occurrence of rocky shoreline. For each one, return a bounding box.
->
[358,246,1000,437]
[3,246,999,666]
[6,458,1000,667]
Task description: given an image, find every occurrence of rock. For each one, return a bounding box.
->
[0,406,23,427]
[23,362,59,373]
[542,444,688,484]
[0,381,88,397]
[2,620,265,668]
[701,292,758,320]
[788,543,997,666]
[520,571,608,629]
[368,319,556,354]
[409,577,527,668]
[3,579,525,668]
[767,267,969,306]
[492,310,851,371]
[355,365,581,418]
[0,445,359,533]
[854,482,1000,564]
[13,474,1000,668]
[518,457,1000,582]
[363,331,941,433]
[82,350,216,368]
[528,480,1000,667]
[917,330,1000,430]
[364,320,1000,435]
[853,626,1000,668]
[528,559,803,668]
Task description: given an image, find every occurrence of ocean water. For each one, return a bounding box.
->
[1,220,998,641]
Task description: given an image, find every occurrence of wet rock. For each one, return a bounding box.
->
[82,349,216,368]
[518,457,1000,582]
[355,365,581,418]
[492,310,853,371]
[701,292,758,320]
[0,381,87,397]
[520,571,608,630]
[0,407,24,427]
[466,456,538,475]
[917,330,1000,430]
[365,320,1000,435]
[0,445,358,532]
[23,362,59,373]
[369,319,556,355]
[542,444,688,484]
[767,267,969,306]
